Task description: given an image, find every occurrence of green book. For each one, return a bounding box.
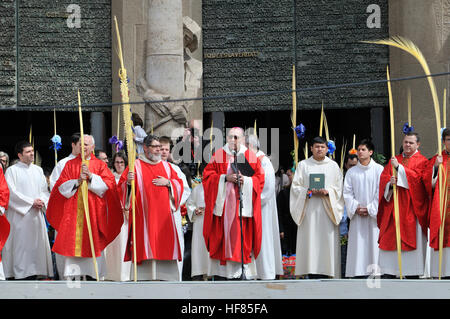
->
[309,173,325,190]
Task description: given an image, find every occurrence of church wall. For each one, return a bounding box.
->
[202,0,389,113]
[0,0,16,106]
[0,0,112,108]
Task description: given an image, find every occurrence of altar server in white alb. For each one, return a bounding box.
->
[290,136,344,278]
[343,139,383,278]
[245,134,283,279]
[3,141,54,279]
[186,175,209,279]
[159,136,192,280]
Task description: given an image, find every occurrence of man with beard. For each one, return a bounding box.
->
[118,135,184,280]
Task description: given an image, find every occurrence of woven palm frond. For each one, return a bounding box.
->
[363,36,441,153]
[291,65,299,168]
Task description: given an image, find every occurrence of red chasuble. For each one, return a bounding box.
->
[0,167,10,262]
[118,159,183,264]
[424,151,450,250]
[46,155,123,258]
[202,147,264,265]
[377,151,429,251]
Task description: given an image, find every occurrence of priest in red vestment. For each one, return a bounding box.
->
[202,127,264,279]
[0,165,10,267]
[118,135,184,281]
[424,128,450,277]
[377,132,429,277]
[46,135,123,279]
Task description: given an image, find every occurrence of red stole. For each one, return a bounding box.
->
[202,148,264,265]
[425,151,450,249]
[118,159,183,264]
[0,167,10,261]
[377,151,429,251]
[46,155,123,257]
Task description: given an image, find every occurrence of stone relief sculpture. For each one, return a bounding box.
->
[136,0,202,139]
[183,16,203,113]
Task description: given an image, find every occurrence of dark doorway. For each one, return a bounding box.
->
[223,108,381,173]
[0,110,111,172]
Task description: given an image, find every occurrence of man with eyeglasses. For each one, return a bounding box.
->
[49,133,81,191]
[202,127,264,280]
[48,133,82,279]
[46,135,123,281]
[118,134,184,281]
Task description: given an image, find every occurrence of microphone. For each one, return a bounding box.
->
[230,150,245,279]
[231,150,239,177]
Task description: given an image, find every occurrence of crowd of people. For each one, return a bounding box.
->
[1,122,450,282]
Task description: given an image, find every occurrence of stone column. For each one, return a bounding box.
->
[143,0,185,138]
[112,0,202,144]
[183,0,203,130]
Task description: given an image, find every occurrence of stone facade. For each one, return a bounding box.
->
[0,0,112,109]
[202,0,389,112]
[0,0,16,106]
